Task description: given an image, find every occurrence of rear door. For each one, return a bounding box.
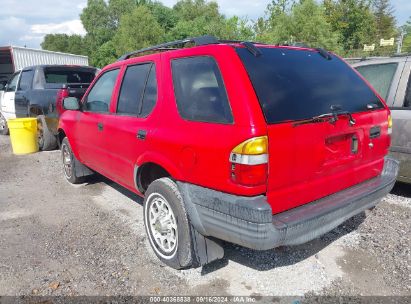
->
[237,47,390,214]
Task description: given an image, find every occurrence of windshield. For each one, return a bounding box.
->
[236,47,384,124]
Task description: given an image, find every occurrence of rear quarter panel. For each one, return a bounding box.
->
[152,46,267,196]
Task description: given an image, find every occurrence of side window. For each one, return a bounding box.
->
[403,70,411,107]
[117,63,153,116]
[171,56,233,124]
[6,72,20,92]
[355,63,398,100]
[18,70,35,91]
[85,69,120,113]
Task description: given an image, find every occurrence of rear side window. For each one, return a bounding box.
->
[237,48,383,124]
[85,69,119,113]
[117,63,157,117]
[355,63,398,100]
[18,70,34,91]
[171,56,233,124]
[44,68,95,84]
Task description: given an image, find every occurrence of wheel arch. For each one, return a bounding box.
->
[135,153,183,194]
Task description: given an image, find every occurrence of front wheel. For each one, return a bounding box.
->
[0,113,9,135]
[143,178,197,269]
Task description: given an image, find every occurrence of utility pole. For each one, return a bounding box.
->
[397,30,406,54]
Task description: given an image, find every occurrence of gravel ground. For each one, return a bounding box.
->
[0,135,410,299]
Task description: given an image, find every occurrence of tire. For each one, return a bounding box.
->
[0,113,9,135]
[37,115,57,151]
[61,137,85,184]
[143,178,197,269]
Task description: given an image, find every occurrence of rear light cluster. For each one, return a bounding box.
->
[230,136,268,187]
[388,114,393,135]
[55,88,69,115]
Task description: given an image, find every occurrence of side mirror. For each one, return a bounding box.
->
[63,97,80,111]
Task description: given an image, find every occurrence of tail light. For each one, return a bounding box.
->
[56,88,69,115]
[388,114,393,135]
[230,136,268,187]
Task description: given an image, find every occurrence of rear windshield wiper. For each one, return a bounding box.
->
[293,110,356,127]
[293,113,336,127]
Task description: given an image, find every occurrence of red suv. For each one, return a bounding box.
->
[58,36,399,269]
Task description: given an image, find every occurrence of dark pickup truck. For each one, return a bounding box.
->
[0,65,97,150]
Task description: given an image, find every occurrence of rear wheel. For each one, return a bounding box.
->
[0,113,8,135]
[37,115,57,151]
[143,178,196,269]
[61,137,84,184]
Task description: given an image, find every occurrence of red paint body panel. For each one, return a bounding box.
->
[59,43,391,215]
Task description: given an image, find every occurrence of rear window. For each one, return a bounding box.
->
[237,48,384,124]
[44,68,95,84]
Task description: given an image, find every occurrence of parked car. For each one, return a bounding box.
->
[0,65,97,150]
[352,56,411,183]
[58,36,398,269]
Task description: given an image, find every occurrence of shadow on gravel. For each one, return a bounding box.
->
[82,173,367,274]
[391,182,411,198]
[84,173,144,205]
[201,212,366,274]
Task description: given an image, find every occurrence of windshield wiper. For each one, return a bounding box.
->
[293,110,356,127]
[293,113,336,127]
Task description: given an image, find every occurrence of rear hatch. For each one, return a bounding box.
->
[237,47,390,214]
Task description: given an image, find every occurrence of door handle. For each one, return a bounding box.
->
[97,122,104,131]
[137,129,147,140]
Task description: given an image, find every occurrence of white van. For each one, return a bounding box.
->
[0,71,20,135]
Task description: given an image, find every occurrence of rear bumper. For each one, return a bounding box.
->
[178,157,399,250]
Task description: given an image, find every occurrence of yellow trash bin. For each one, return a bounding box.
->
[8,118,39,155]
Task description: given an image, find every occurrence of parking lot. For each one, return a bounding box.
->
[0,134,409,297]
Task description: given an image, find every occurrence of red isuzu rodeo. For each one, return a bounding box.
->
[58,36,399,269]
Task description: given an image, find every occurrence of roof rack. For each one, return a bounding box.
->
[117,35,219,61]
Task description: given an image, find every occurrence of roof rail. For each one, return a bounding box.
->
[117,35,219,61]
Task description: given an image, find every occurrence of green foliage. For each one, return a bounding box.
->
[92,41,118,67]
[401,17,411,53]
[323,0,377,52]
[40,0,402,67]
[257,0,340,51]
[373,0,397,40]
[41,34,87,56]
[113,5,165,56]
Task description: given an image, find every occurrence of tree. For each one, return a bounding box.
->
[401,17,411,53]
[169,0,228,39]
[41,34,87,56]
[146,1,179,32]
[256,0,340,51]
[92,41,118,67]
[323,0,377,52]
[373,0,396,40]
[290,0,340,50]
[113,5,165,56]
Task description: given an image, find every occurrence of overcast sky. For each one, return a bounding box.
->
[0,0,410,49]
